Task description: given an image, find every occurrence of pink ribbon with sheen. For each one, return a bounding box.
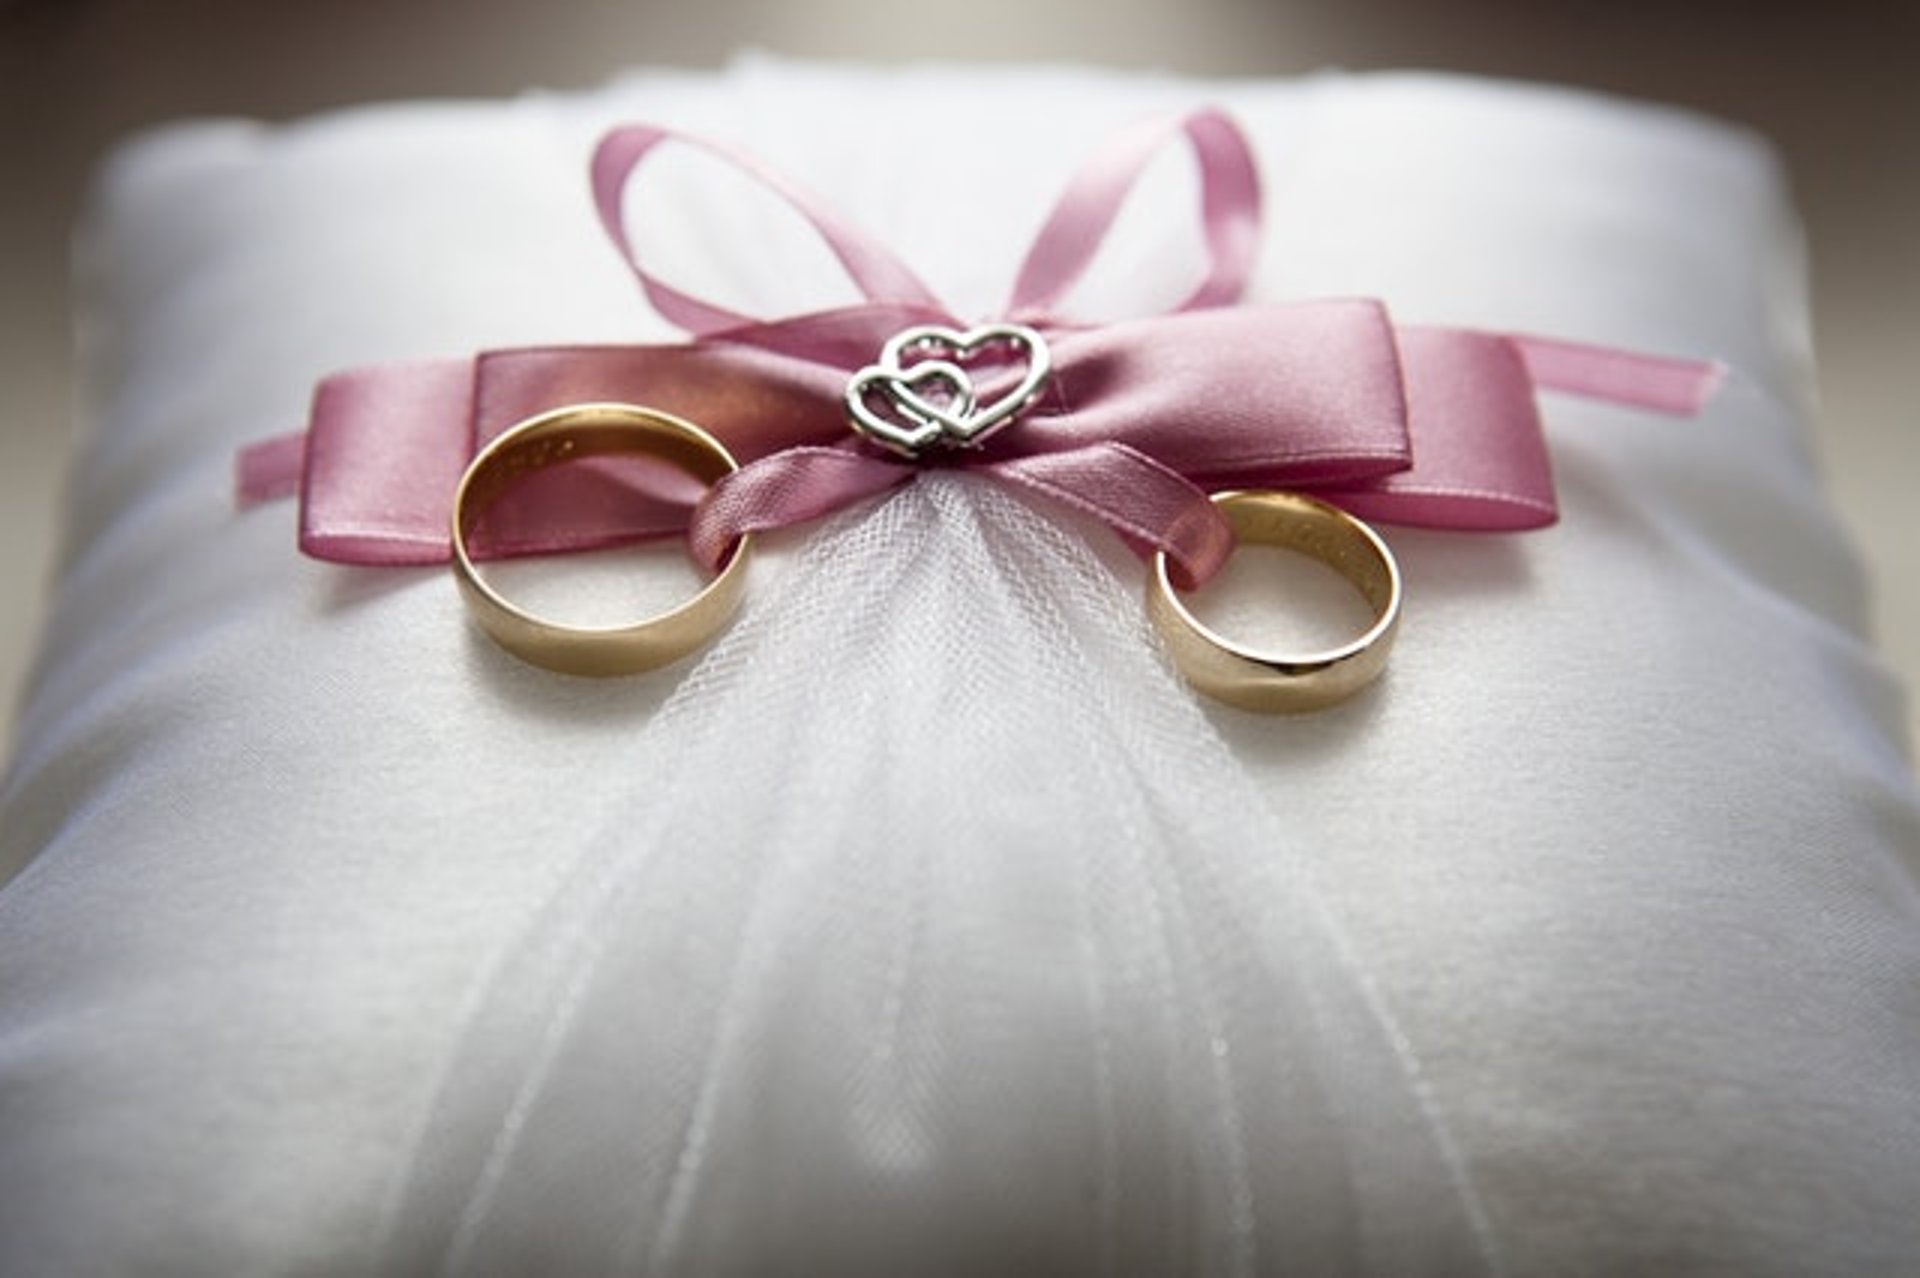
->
[237,109,1722,588]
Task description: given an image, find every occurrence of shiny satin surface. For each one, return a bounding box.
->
[239,111,1716,590]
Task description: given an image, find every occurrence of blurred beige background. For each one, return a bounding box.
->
[2,0,1916,755]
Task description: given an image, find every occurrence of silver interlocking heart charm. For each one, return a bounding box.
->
[845,323,1052,457]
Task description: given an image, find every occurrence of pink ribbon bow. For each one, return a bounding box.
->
[237,109,1721,587]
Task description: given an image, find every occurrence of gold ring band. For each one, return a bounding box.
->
[450,402,749,677]
[1147,491,1401,713]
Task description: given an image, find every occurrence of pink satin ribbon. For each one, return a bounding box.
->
[237,109,1721,588]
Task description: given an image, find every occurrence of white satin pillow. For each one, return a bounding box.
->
[2,60,1918,1275]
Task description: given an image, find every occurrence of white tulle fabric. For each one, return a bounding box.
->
[384,477,1487,1275]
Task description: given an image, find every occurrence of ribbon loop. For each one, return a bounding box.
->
[1007,107,1263,319]
[592,124,946,337]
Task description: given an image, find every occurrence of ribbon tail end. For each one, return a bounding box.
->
[236,432,308,509]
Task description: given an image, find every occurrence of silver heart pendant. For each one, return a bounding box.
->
[845,322,1052,457]
[846,359,974,455]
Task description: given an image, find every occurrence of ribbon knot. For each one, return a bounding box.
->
[237,108,1721,589]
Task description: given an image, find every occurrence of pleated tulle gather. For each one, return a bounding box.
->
[381,475,1495,1276]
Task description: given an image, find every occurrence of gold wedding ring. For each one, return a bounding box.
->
[1148,491,1401,713]
[450,403,749,676]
